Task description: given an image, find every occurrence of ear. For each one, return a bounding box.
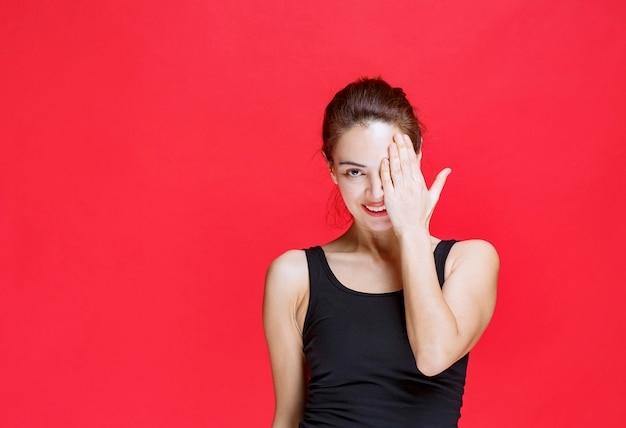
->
[329,164,338,184]
[323,151,338,184]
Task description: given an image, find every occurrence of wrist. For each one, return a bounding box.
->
[396,226,431,246]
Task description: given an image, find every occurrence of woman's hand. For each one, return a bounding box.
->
[380,134,451,238]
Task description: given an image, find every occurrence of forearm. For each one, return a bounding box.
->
[399,229,460,376]
[271,411,302,428]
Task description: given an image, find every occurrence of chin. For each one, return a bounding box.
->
[355,217,393,233]
[370,223,394,233]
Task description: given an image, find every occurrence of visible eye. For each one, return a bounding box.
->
[346,169,363,178]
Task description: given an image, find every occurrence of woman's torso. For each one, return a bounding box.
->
[299,240,467,428]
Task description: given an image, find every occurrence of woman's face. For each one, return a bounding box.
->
[330,121,404,233]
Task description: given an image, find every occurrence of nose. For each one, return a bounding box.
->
[366,172,384,201]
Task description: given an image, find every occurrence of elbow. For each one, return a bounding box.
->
[415,361,446,377]
[414,352,453,377]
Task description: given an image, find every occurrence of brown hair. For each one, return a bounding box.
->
[322,77,423,163]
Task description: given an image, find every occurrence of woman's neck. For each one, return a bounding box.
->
[340,224,401,260]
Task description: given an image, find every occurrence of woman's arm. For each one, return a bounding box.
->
[399,234,498,376]
[381,134,499,376]
[263,250,309,427]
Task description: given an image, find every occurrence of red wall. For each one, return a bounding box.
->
[2,1,625,426]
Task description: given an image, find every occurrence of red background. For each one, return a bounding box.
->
[2,1,625,426]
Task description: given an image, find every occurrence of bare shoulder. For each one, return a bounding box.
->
[443,239,500,289]
[449,239,499,268]
[264,249,309,307]
[266,249,309,287]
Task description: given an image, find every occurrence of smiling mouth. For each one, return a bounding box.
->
[364,204,386,212]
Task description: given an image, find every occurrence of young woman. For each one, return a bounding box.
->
[263,78,499,428]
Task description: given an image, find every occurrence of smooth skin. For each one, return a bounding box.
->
[263,121,499,428]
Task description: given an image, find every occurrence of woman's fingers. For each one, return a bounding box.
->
[429,168,452,204]
[388,139,403,187]
[383,134,451,230]
[390,134,412,184]
[398,134,425,184]
[380,157,394,192]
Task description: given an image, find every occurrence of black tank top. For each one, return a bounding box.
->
[300,240,468,428]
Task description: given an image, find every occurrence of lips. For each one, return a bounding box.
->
[363,203,387,217]
[364,204,386,212]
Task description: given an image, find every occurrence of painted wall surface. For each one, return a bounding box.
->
[2,1,625,426]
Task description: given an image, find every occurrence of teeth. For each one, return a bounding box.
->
[365,205,386,212]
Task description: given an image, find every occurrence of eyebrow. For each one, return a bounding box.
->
[338,161,367,168]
